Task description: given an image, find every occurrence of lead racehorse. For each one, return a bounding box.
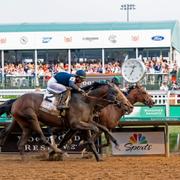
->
[0,82,133,161]
[57,83,155,157]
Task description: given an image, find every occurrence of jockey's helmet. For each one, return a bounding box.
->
[112,76,121,85]
[76,70,86,79]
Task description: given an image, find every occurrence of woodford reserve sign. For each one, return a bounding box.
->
[0,128,101,153]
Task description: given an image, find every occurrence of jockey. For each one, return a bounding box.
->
[111,76,129,96]
[99,76,121,86]
[46,69,86,109]
[111,76,121,86]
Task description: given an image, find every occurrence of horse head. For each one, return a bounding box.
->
[85,82,133,114]
[127,83,155,107]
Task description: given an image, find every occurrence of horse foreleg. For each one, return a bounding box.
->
[71,121,99,133]
[70,121,102,161]
[90,121,120,150]
[59,129,77,148]
[84,130,102,162]
[49,129,76,159]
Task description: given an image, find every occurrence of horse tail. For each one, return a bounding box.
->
[0,99,17,117]
[0,119,17,146]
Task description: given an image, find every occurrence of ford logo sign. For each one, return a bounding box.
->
[151,36,164,41]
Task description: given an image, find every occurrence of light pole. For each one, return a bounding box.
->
[120,4,136,22]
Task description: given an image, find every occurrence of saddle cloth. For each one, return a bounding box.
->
[39,91,59,116]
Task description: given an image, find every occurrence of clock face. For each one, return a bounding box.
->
[122,59,146,83]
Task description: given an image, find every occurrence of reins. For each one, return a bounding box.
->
[84,84,121,106]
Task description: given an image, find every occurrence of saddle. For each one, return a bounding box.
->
[40,89,71,117]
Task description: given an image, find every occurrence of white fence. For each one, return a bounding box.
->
[0,89,45,101]
[0,89,180,106]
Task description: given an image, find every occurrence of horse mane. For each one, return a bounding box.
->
[126,85,136,94]
[127,84,144,94]
[82,81,109,91]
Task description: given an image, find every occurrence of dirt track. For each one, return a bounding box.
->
[0,153,180,180]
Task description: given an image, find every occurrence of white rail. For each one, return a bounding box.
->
[0,89,180,106]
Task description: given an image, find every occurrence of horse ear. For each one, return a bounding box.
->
[136,82,140,88]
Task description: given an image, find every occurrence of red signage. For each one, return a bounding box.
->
[0,37,7,44]
[131,35,139,42]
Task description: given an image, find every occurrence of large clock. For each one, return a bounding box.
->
[121,58,146,83]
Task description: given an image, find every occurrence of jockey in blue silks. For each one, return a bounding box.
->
[46,70,86,109]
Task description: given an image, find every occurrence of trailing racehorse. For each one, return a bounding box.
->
[0,82,133,161]
[95,83,155,148]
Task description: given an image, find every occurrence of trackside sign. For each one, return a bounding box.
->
[111,127,165,155]
[122,106,166,120]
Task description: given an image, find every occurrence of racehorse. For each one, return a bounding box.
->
[0,82,133,161]
[53,83,154,157]
[95,83,155,148]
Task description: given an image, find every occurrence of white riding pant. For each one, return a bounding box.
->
[47,77,67,94]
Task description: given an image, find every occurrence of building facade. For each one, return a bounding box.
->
[0,21,179,88]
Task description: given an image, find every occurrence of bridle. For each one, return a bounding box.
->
[84,83,122,107]
[127,85,152,106]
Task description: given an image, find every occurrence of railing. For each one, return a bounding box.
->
[0,88,179,105]
[2,75,47,89]
[0,73,172,90]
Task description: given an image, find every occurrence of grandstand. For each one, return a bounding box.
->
[0,20,180,90]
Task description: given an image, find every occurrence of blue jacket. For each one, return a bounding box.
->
[54,72,79,90]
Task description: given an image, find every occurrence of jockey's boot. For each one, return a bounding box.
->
[57,91,70,110]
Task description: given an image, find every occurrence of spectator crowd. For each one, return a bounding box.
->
[1,56,179,89]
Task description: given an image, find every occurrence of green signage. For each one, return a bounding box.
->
[121,106,166,121]
[170,106,180,117]
[0,114,12,123]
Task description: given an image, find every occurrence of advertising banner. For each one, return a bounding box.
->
[111,127,165,155]
[0,128,101,153]
[170,106,180,118]
[121,106,166,121]
[0,29,171,50]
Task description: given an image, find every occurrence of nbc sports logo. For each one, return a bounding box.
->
[111,128,165,155]
[124,133,152,152]
[129,133,148,144]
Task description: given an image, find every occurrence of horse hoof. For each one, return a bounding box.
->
[54,153,64,161]
[96,157,103,162]
[48,153,54,161]
[48,153,64,161]
[63,152,70,157]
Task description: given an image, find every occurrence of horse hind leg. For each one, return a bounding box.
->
[17,127,31,160]
[29,116,64,155]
